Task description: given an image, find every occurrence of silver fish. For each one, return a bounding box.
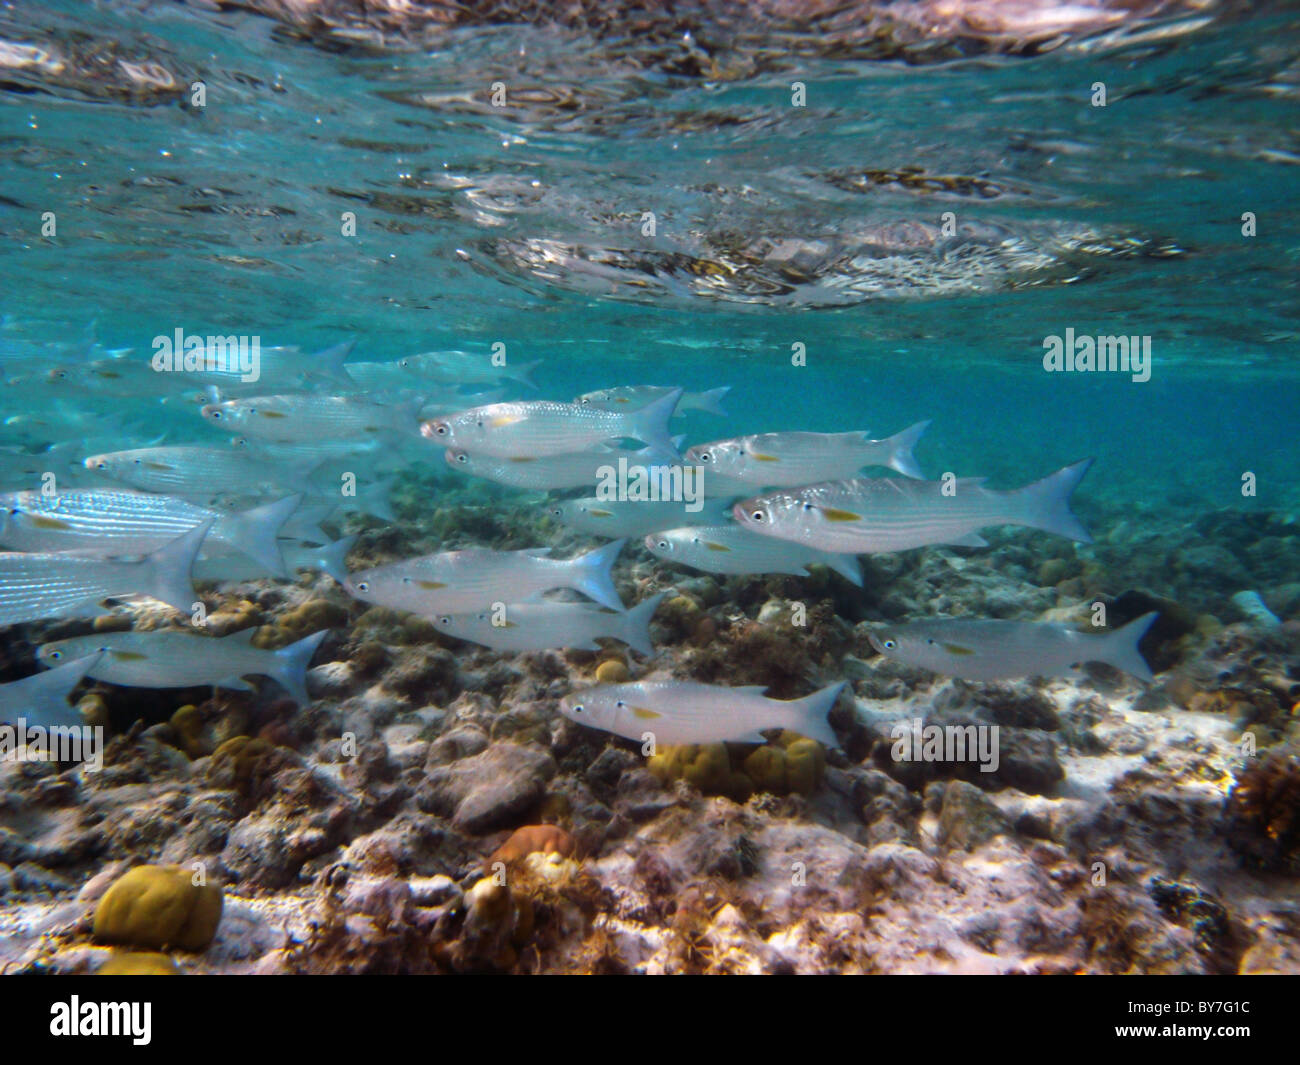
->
[0,489,301,577]
[38,628,328,706]
[431,593,665,654]
[868,613,1158,682]
[686,421,930,485]
[422,389,681,458]
[0,520,210,624]
[0,651,102,730]
[84,446,320,496]
[445,441,677,492]
[343,540,627,615]
[559,679,845,747]
[644,525,862,585]
[397,350,539,389]
[576,385,730,418]
[201,393,424,443]
[733,459,1093,554]
[550,497,731,538]
[193,535,356,584]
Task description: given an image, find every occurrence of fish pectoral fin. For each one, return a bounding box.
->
[490,414,524,427]
[737,730,771,743]
[818,507,862,522]
[259,410,287,419]
[944,532,989,548]
[631,706,662,720]
[589,508,614,518]
[216,676,256,691]
[703,541,731,552]
[30,515,72,530]
[750,452,779,462]
[109,650,148,661]
[940,643,975,656]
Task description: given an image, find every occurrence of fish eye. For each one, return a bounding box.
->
[435,423,448,435]
[801,502,813,511]
[133,458,141,465]
[750,510,764,521]
[48,649,62,659]
[209,410,222,419]
[455,453,467,464]
[571,704,584,715]
[699,452,711,462]
[657,540,669,549]
[356,581,369,593]
[438,616,451,624]
[615,700,626,708]
[883,639,896,649]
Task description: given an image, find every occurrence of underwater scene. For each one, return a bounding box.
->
[0,0,1298,981]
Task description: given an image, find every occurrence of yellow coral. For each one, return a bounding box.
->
[98,951,180,975]
[93,865,223,952]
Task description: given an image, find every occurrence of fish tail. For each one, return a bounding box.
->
[627,388,683,457]
[569,538,627,612]
[315,534,357,584]
[284,457,326,494]
[141,520,210,614]
[882,419,931,479]
[270,629,329,707]
[357,477,397,522]
[694,386,731,417]
[788,681,846,748]
[226,493,301,577]
[1099,611,1158,682]
[302,339,357,389]
[619,591,666,656]
[23,652,103,730]
[513,360,542,390]
[820,552,863,587]
[1016,458,1094,543]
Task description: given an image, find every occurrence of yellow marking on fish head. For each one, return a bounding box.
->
[490,414,524,427]
[819,507,862,522]
[941,643,975,656]
[631,706,662,720]
[751,452,779,462]
[30,515,71,530]
[415,580,447,590]
[259,410,287,419]
[613,397,630,404]
[704,541,731,552]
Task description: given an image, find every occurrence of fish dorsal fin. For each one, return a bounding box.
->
[223,627,258,645]
[735,685,769,695]
[520,547,553,557]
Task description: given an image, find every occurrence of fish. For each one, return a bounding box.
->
[733,459,1093,554]
[0,489,301,577]
[644,525,862,585]
[83,446,320,496]
[686,421,930,485]
[445,441,678,492]
[576,385,730,418]
[200,393,424,443]
[396,350,540,389]
[422,389,682,458]
[430,593,666,654]
[343,540,627,615]
[558,679,846,747]
[0,651,102,730]
[193,535,357,584]
[0,520,210,624]
[550,497,731,538]
[867,612,1159,682]
[38,628,329,707]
